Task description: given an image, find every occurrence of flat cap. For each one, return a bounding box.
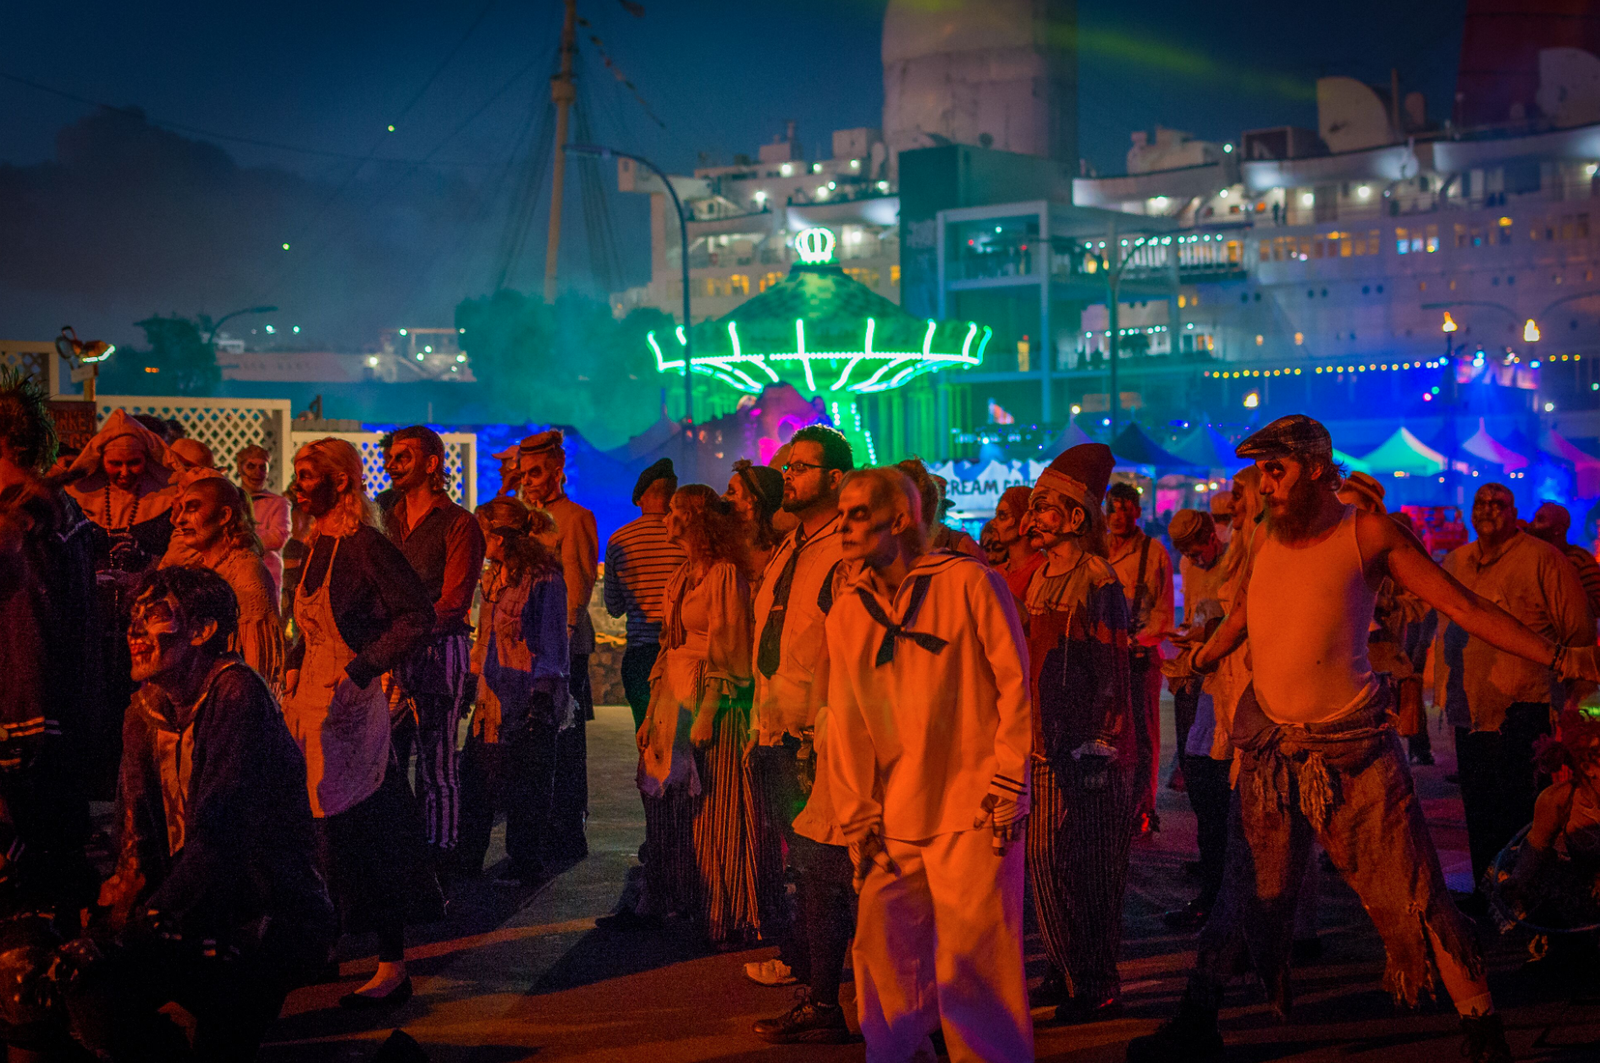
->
[632,457,676,505]
[519,429,564,455]
[1235,414,1332,461]
[1168,509,1215,551]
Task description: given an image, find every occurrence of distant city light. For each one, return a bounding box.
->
[849,158,860,170]
[780,163,793,177]
[876,181,889,192]
[368,356,379,367]
[399,328,408,335]
[753,189,767,205]
[1545,402,1556,411]
[292,325,300,333]
[1223,143,1234,153]
[812,162,822,173]
[415,353,425,361]
[387,124,395,132]
[281,242,290,250]
[1357,185,1371,199]
[1524,318,1541,342]
[1423,393,1433,401]
[1442,312,1457,333]
[264,324,275,334]
[423,345,433,353]
[1218,188,1229,198]
[1589,163,1598,177]
[456,353,467,362]
[1301,192,1314,207]
[1243,391,1260,408]
[815,185,829,200]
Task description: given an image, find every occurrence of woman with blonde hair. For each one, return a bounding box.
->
[165,469,284,683]
[638,484,772,946]
[459,498,570,885]
[281,438,440,1008]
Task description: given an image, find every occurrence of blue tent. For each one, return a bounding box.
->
[1173,425,1249,472]
[1040,419,1097,459]
[1111,423,1203,471]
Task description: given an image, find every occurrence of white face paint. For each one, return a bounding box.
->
[1026,486,1084,550]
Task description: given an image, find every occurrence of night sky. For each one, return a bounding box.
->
[0,0,1467,347]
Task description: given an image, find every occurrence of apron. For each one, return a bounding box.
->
[283,536,391,818]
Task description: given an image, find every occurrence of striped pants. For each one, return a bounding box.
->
[691,696,779,945]
[643,785,699,919]
[389,633,473,852]
[1026,756,1136,1001]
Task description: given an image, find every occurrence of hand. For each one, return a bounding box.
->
[283,669,300,699]
[1558,644,1600,684]
[849,828,896,893]
[636,718,650,753]
[690,710,716,749]
[974,791,1029,854]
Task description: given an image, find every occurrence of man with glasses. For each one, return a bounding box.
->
[1437,482,1590,909]
[748,425,856,1045]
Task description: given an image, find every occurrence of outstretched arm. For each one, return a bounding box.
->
[1374,515,1556,666]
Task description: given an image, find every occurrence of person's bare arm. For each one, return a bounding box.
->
[1192,580,1248,671]
[1372,514,1556,666]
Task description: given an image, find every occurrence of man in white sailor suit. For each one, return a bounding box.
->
[821,465,1034,1063]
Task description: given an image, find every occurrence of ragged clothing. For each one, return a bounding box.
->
[639,560,752,797]
[1024,553,1133,765]
[112,657,335,957]
[1197,686,1483,1009]
[471,562,570,740]
[823,552,1032,843]
[540,494,599,656]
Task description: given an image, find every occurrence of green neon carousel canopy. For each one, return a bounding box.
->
[648,228,991,396]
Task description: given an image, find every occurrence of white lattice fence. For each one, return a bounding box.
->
[288,431,478,509]
[99,396,293,492]
[1,341,56,391]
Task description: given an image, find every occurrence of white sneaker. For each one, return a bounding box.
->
[744,958,798,986]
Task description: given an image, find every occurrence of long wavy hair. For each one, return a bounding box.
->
[294,438,383,539]
[475,497,559,586]
[730,459,781,551]
[183,474,264,556]
[1216,465,1264,596]
[673,483,750,575]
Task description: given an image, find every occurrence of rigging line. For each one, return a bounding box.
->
[448,98,542,298]
[0,69,494,168]
[493,100,557,292]
[254,49,552,303]
[572,93,624,296]
[283,0,507,249]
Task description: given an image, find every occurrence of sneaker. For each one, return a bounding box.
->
[752,989,853,1044]
[1125,988,1223,1063]
[1459,1012,1512,1063]
[744,958,799,987]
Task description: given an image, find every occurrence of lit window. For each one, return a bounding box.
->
[1255,334,1264,345]
[1294,332,1304,345]
[780,163,793,177]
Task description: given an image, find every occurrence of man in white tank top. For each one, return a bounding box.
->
[1129,414,1574,1063]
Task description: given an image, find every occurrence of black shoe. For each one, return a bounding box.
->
[494,863,548,888]
[1125,988,1223,1063]
[339,975,413,1010]
[1029,968,1069,1008]
[752,989,853,1044]
[1290,936,1324,964]
[1054,994,1122,1026]
[1459,1012,1512,1063]
[1162,900,1210,932]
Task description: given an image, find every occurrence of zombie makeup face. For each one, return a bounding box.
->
[292,459,341,517]
[102,436,146,492]
[1027,485,1085,550]
[519,451,563,504]
[172,483,231,554]
[724,473,758,524]
[238,454,270,493]
[127,590,209,684]
[385,437,436,494]
[837,478,907,567]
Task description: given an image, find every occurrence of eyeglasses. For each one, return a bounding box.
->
[782,460,825,475]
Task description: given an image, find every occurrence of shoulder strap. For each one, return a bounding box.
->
[1131,534,1153,611]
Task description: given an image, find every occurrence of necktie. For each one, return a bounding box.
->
[756,526,805,678]
[856,575,948,666]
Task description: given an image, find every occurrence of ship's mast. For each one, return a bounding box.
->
[543,0,578,303]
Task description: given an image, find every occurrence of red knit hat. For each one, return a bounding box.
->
[1034,443,1114,510]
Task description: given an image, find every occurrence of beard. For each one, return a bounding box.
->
[298,478,339,517]
[1266,474,1324,539]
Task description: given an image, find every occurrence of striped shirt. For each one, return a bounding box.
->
[1562,542,1600,624]
[603,513,687,644]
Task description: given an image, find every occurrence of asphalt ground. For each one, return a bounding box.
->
[258,703,1600,1063]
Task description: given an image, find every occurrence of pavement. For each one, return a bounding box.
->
[259,704,1600,1063]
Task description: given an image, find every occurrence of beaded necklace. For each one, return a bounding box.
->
[102,482,140,531]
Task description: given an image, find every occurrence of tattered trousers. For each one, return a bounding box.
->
[1193,688,1482,1013]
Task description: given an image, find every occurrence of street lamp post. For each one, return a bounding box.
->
[205,305,278,346]
[565,143,693,427]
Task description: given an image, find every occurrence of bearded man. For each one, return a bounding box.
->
[823,465,1033,1063]
[1129,415,1574,1063]
[520,429,599,860]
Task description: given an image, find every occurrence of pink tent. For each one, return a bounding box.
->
[1462,418,1529,472]
[1541,428,1600,498]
